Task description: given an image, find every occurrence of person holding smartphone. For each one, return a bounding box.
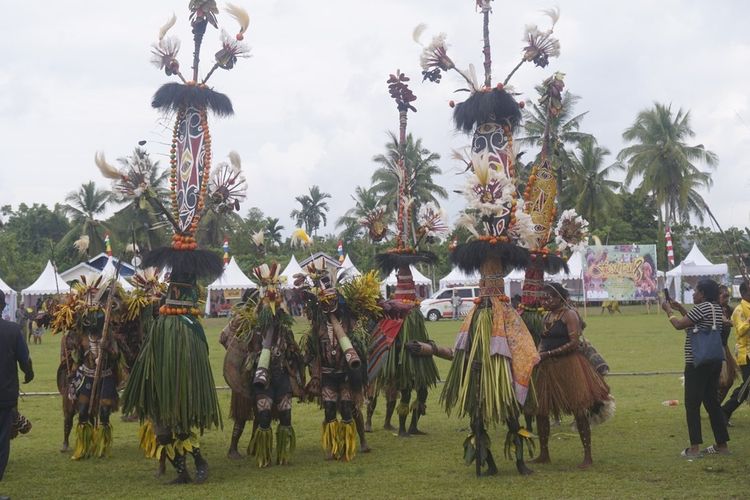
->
[662,279,730,457]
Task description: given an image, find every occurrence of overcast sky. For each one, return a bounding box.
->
[2,0,749,240]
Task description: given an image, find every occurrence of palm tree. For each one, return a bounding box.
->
[289,185,331,236]
[60,181,112,257]
[335,186,389,241]
[370,132,447,244]
[197,209,243,248]
[565,138,623,229]
[619,103,718,225]
[264,217,285,247]
[519,88,592,206]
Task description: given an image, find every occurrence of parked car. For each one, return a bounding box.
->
[419,286,480,321]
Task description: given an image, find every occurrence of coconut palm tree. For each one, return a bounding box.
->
[519,88,592,206]
[290,185,331,236]
[618,103,717,225]
[264,217,285,247]
[370,132,447,244]
[60,181,112,257]
[565,138,623,229]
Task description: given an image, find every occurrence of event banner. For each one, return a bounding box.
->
[583,244,658,301]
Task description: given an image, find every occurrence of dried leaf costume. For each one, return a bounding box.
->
[219,295,258,459]
[297,263,381,461]
[50,276,127,460]
[366,71,443,438]
[418,2,562,476]
[120,1,251,484]
[242,263,305,468]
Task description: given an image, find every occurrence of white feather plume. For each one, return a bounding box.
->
[158,13,177,41]
[225,3,250,36]
[74,235,90,255]
[227,151,242,174]
[541,7,560,28]
[95,151,120,180]
[455,212,480,238]
[412,23,427,45]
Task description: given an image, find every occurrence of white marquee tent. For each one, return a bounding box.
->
[280,255,305,288]
[438,267,480,289]
[21,260,70,307]
[337,254,362,283]
[205,257,258,315]
[666,243,728,303]
[381,265,433,297]
[101,257,134,292]
[0,274,18,321]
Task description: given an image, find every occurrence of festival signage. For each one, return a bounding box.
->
[583,244,658,301]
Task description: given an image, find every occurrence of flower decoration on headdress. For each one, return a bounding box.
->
[207,151,247,214]
[360,207,388,242]
[152,39,182,78]
[295,259,338,313]
[190,0,220,28]
[463,152,515,218]
[415,27,454,83]
[253,263,286,315]
[126,267,167,321]
[554,209,589,252]
[387,70,417,112]
[214,29,251,69]
[291,228,312,248]
[522,8,560,68]
[95,150,162,202]
[416,202,448,243]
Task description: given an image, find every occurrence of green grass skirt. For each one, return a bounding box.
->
[122,315,222,432]
[440,307,521,427]
[378,309,439,391]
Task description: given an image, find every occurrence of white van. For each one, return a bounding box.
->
[419,286,480,321]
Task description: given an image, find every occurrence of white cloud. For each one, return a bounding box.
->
[2,0,749,240]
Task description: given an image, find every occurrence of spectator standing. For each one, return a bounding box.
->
[0,290,34,481]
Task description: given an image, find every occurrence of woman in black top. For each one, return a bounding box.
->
[662,278,730,457]
[533,283,610,469]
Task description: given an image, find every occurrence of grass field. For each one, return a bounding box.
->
[3,306,749,499]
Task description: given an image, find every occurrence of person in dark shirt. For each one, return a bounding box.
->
[663,278,730,457]
[0,290,34,481]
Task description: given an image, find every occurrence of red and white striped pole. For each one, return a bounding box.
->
[665,225,675,268]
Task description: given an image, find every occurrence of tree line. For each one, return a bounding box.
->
[2,91,747,291]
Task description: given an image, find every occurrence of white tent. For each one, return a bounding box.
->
[666,243,728,303]
[280,255,304,289]
[21,260,70,307]
[337,254,362,283]
[205,257,257,315]
[0,274,18,321]
[439,267,480,289]
[100,257,134,292]
[381,265,433,297]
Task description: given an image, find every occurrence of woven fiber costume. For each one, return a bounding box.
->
[297,262,381,461]
[241,263,305,468]
[418,1,564,476]
[49,276,126,460]
[120,1,251,484]
[366,71,447,438]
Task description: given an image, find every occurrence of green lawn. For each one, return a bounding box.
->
[4,308,749,499]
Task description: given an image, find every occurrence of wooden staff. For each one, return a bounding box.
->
[87,260,122,420]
